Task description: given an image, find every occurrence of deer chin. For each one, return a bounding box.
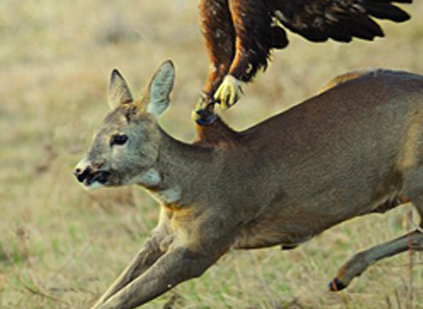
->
[82,171,111,190]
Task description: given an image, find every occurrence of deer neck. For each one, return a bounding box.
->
[136,128,215,207]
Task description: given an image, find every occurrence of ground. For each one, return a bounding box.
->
[1,0,423,308]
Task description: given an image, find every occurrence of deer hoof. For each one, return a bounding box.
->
[328,277,347,292]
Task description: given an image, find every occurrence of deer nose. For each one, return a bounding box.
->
[73,166,92,183]
[74,158,92,183]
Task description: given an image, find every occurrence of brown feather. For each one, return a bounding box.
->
[198,0,411,101]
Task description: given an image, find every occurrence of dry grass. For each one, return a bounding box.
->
[1,0,423,308]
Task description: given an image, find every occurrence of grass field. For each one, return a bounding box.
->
[1,1,423,308]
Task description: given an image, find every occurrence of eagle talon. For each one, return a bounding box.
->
[214,75,242,110]
[192,96,217,126]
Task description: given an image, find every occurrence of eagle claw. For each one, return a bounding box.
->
[214,75,242,110]
[192,96,217,126]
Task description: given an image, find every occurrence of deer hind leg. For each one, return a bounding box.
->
[329,223,423,291]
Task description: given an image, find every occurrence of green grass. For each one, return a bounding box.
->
[1,0,423,308]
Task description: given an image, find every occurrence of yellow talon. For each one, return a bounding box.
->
[214,75,242,110]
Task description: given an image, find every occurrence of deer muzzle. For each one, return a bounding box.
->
[73,159,111,188]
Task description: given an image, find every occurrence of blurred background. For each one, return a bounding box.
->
[1,1,423,308]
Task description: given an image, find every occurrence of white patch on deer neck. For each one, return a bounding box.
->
[137,169,181,205]
[137,168,161,187]
[152,187,182,205]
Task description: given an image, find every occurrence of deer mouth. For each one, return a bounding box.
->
[82,171,111,188]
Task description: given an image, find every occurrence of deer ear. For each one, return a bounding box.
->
[108,69,133,109]
[143,60,175,117]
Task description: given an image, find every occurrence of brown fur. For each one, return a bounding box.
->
[74,62,423,309]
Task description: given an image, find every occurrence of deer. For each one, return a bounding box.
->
[74,60,423,309]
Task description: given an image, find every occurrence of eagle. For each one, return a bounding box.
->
[194,0,412,124]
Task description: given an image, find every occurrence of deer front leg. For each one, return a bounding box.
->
[90,209,173,308]
[329,230,423,291]
[89,236,165,309]
[96,243,229,309]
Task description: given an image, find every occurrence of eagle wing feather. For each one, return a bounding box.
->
[270,0,411,43]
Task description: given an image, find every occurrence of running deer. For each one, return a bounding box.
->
[74,61,423,309]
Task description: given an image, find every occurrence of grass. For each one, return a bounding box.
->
[1,0,423,308]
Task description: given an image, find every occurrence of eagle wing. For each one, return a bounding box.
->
[270,0,411,43]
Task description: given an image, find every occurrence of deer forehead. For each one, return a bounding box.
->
[101,106,133,129]
[96,106,154,137]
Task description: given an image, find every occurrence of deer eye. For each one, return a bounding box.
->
[110,134,128,146]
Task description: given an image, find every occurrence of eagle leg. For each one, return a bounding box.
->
[214,75,243,110]
[196,0,236,125]
[212,0,271,109]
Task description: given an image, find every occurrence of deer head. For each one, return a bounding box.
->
[73,61,175,189]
